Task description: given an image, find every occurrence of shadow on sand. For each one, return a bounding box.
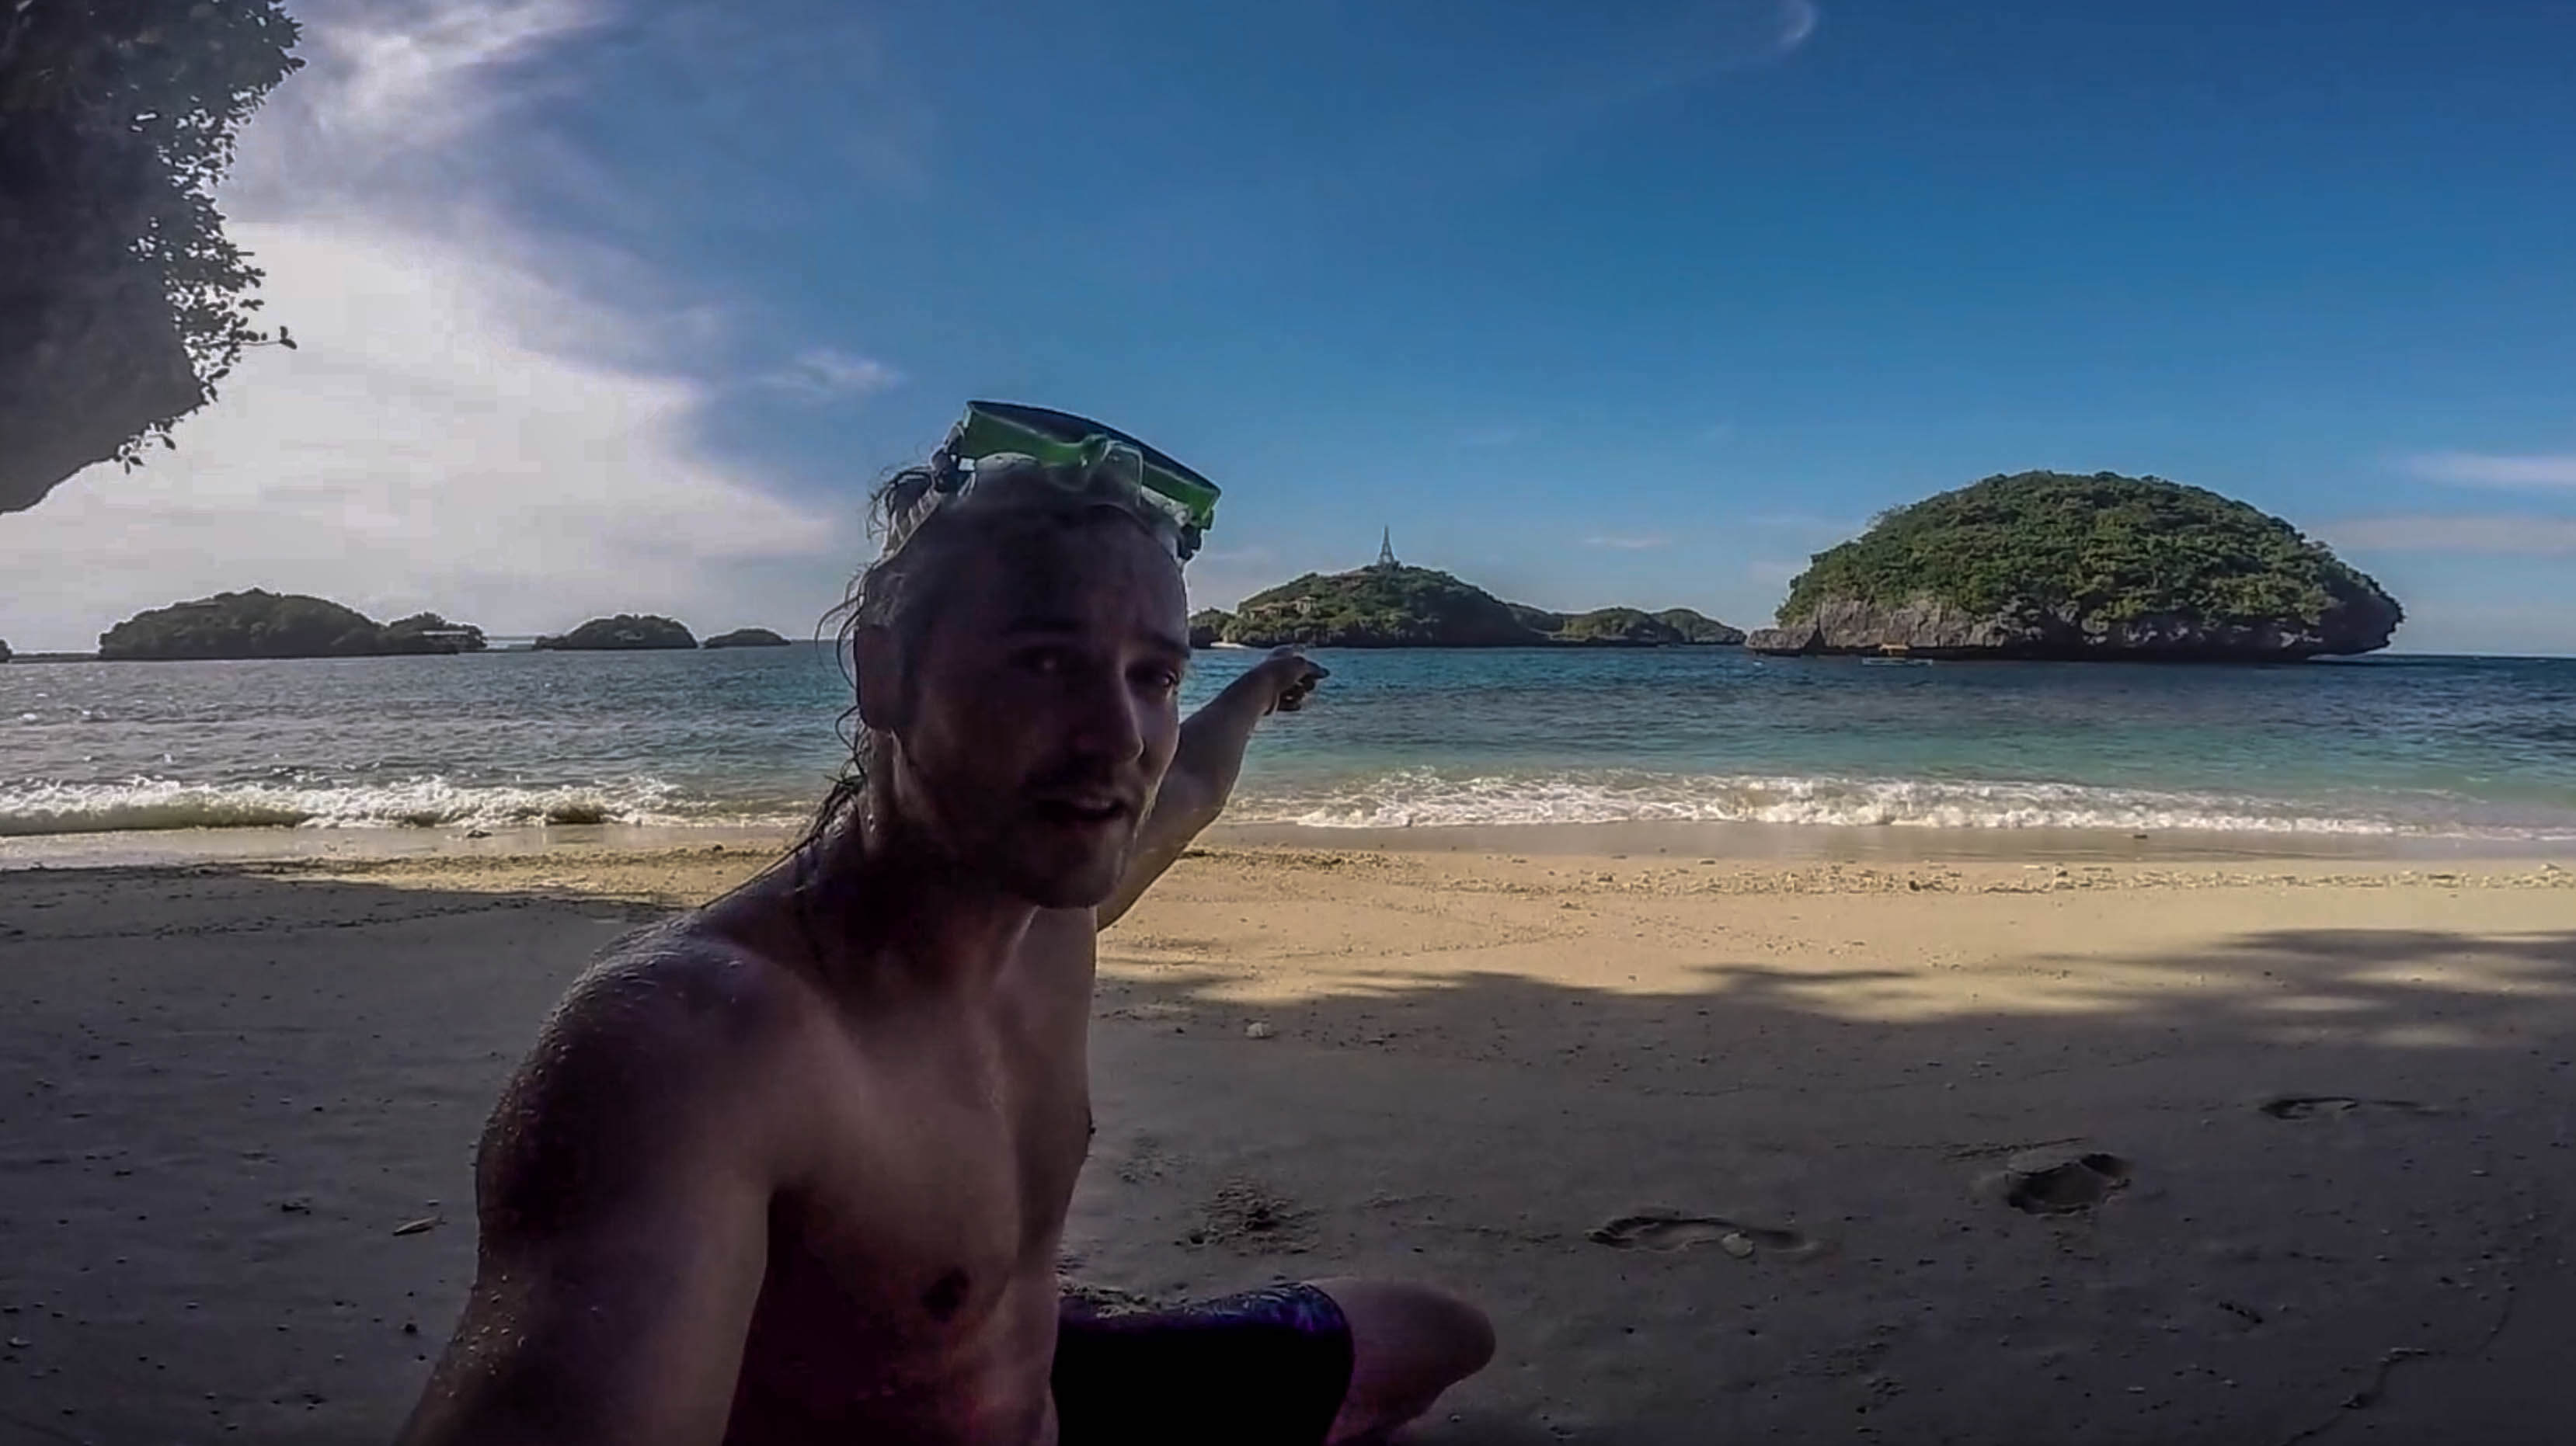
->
[2,864,2571,1444]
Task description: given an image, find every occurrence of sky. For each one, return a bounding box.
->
[6,0,2575,654]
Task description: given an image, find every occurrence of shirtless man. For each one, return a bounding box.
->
[399,403,1493,1446]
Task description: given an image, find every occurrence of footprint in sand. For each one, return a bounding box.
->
[1588,1210,1817,1260]
[2257,1094,2435,1121]
[2000,1152,2133,1216]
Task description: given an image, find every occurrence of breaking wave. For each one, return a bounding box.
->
[1226,769,2576,839]
[0,775,776,836]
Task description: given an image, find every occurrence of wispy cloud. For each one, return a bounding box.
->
[2327,514,2576,556]
[758,347,903,401]
[2402,453,2576,490]
[0,0,866,650]
[1586,535,1670,551]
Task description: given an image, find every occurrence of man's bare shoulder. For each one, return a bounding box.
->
[530,917,826,1082]
[477,919,829,1226]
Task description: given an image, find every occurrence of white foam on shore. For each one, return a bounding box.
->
[1224,769,2576,840]
[0,776,719,836]
[6,769,2571,843]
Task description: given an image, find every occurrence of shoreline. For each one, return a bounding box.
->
[7,814,2574,874]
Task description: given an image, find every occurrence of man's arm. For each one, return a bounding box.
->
[1098,650,1325,930]
[398,954,783,1446]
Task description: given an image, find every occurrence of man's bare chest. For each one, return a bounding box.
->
[750,979,1096,1351]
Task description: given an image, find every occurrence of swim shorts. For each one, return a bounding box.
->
[1052,1281,1355,1446]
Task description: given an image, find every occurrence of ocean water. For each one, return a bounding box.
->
[4,645,2574,844]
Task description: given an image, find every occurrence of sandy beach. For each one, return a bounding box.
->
[5,836,2575,1444]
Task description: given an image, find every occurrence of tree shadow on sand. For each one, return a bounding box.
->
[3,864,2573,1444]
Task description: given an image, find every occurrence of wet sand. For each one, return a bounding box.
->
[4,841,2574,1443]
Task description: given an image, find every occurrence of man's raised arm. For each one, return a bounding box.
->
[1098,649,1325,929]
[398,954,783,1446]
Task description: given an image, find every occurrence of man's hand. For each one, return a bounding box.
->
[1231,647,1330,714]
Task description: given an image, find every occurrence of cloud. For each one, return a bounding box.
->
[2326,514,2576,557]
[0,0,866,650]
[758,348,904,401]
[1585,535,1670,551]
[2402,453,2576,490]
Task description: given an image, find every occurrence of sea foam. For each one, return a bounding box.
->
[0,776,707,836]
[1224,768,2576,839]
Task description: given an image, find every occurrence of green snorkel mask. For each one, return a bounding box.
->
[923,401,1221,561]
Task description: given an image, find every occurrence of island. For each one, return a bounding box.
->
[1551,607,1749,646]
[532,614,699,652]
[703,627,792,649]
[1652,608,1749,645]
[1220,563,1541,648]
[1188,610,1234,649]
[1203,539,1743,649]
[0,637,9,664]
[382,613,487,652]
[96,591,491,660]
[1745,471,2403,662]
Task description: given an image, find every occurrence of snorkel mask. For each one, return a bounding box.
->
[896,401,1221,561]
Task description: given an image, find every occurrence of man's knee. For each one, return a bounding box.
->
[1312,1277,1495,1440]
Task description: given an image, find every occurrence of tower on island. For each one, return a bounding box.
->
[1373,527,1399,570]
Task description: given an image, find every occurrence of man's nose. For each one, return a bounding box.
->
[1064,668,1146,764]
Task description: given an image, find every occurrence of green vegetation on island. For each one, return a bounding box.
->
[382,613,487,652]
[1222,565,1547,648]
[1206,545,1741,649]
[1752,471,2402,660]
[1551,607,1746,646]
[1188,610,1234,649]
[1654,608,1749,645]
[703,627,792,649]
[533,615,699,652]
[96,591,489,660]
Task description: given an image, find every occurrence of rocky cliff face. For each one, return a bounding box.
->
[1747,589,2401,661]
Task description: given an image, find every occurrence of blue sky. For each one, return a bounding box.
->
[6,0,2573,653]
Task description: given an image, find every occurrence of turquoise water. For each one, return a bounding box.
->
[3,645,2573,841]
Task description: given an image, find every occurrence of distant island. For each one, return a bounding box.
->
[1746,471,2403,662]
[1195,535,1742,649]
[96,591,488,661]
[1516,606,1747,647]
[533,614,699,652]
[702,627,792,649]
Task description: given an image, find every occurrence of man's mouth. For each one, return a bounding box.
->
[1031,794,1133,827]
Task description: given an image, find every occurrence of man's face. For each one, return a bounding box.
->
[881,516,1192,909]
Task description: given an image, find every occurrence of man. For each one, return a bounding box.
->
[399,403,1493,1445]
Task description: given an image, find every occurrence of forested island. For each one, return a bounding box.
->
[531,615,698,652]
[1745,471,2402,661]
[703,627,793,648]
[1192,561,1742,650]
[94,592,487,660]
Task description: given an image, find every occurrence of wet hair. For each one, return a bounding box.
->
[795,454,1184,855]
